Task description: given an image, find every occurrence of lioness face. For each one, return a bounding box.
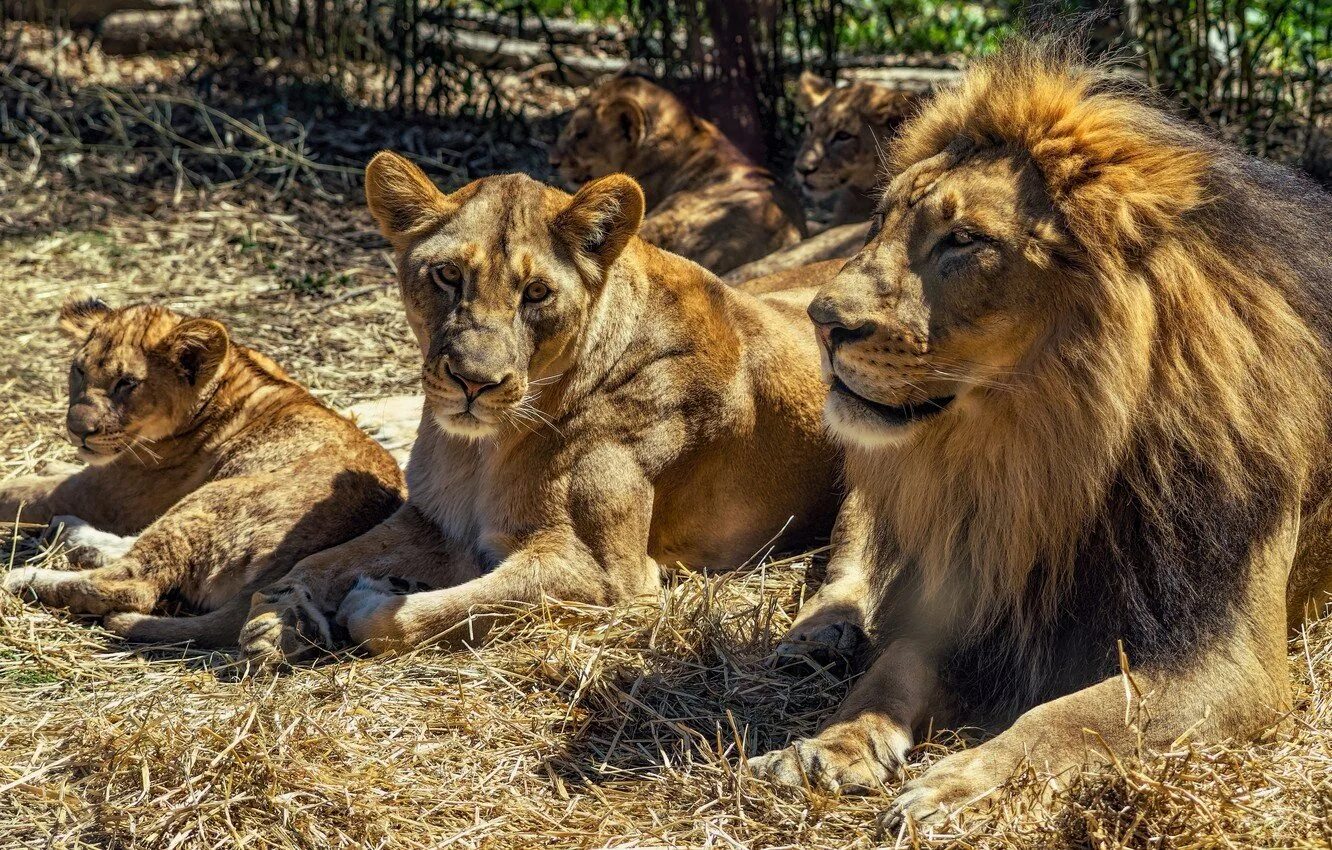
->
[365,152,645,440]
[58,300,230,464]
[549,92,643,189]
[808,149,1060,447]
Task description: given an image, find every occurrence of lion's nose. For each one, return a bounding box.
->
[445,364,504,401]
[66,406,100,441]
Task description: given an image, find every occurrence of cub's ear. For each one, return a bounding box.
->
[364,151,453,246]
[606,97,647,147]
[58,295,112,340]
[796,71,834,111]
[553,174,645,275]
[165,318,230,387]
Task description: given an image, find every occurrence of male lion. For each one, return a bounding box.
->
[549,74,805,275]
[239,152,844,665]
[724,73,919,284]
[1,301,404,648]
[751,44,1332,829]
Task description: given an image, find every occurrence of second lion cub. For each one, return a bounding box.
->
[1,300,404,649]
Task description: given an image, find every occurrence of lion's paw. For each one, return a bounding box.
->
[750,723,909,794]
[240,583,337,668]
[334,575,426,655]
[879,747,1007,832]
[773,588,868,667]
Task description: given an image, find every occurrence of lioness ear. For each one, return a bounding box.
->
[58,295,112,340]
[607,97,647,148]
[365,151,453,246]
[796,71,834,111]
[553,174,645,274]
[166,318,230,387]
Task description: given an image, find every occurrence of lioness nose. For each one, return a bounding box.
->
[809,298,876,347]
[446,364,503,400]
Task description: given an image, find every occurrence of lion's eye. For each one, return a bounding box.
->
[523,280,551,303]
[832,130,855,143]
[112,376,139,396]
[430,262,462,289]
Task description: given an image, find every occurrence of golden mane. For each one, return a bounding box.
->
[860,44,1332,652]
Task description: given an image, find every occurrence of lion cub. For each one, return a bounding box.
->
[236,152,847,664]
[550,73,805,275]
[0,300,404,647]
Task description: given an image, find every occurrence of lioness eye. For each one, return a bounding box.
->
[430,262,462,288]
[523,280,551,303]
[940,229,980,251]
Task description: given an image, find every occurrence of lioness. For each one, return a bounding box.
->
[752,44,1332,829]
[549,74,805,276]
[0,300,404,647]
[239,152,842,665]
[724,73,919,285]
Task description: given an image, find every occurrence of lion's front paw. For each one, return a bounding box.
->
[749,720,910,794]
[240,583,338,668]
[880,746,1009,832]
[774,584,869,667]
[334,575,423,655]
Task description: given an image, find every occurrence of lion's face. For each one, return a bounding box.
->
[365,152,645,440]
[808,148,1063,447]
[794,75,917,204]
[58,300,230,464]
[549,78,659,189]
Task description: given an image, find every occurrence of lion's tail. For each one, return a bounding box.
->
[103,596,250,648]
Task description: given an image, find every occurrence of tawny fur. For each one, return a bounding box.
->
[753,42,1332,828]
[0,301,404,651]
[549,74,806,275]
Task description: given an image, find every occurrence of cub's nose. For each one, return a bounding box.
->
[445,364,505,401]
[795,160,818,176]
[66,406,101,442]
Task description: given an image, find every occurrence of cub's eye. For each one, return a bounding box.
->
[523,279,552,303]
[430,262,463,289]
[112,376,139,396]
[832,130,856,143]
[866,212,885,243]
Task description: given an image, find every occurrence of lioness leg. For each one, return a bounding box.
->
[751,639,944,792]
[777,489,872,662]
[239,505,474,667]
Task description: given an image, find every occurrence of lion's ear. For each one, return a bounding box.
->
[553,173,645,274]
[796,71,833,111]
[606,97,647,148]
[365,151,453,246]
[165,318,230,387]
[58,295,112,340]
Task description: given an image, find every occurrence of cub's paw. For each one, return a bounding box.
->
[334,575,427,655]
[749,721,910,794]
[2,566,39,599]
[240,583,337,668]
[880,747,1008,832]
[46,516,135,569]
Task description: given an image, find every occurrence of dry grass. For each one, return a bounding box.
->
[3,29,1332,850]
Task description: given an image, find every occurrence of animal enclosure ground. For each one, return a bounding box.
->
[2,32,1332,850]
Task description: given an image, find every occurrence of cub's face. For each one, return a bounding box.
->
[808,147,1066,447]
[365,152,644,440]
[57,300,230,464]
[548,78,659,189]
[794,74,918,203]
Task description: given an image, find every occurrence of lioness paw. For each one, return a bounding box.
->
[749,723,909,794]
[334,575,421,655]
[241,583,337,668]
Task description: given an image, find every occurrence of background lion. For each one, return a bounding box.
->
[0,300,404,652]
[549,73,806,276]
[753,42,1332,829]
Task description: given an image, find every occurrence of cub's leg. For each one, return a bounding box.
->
[45,515,138,569]
[239,504,474,667]
[0,473,79,528]
[336,447,661,655]
[777,490,872,663]
[751,639,943,793]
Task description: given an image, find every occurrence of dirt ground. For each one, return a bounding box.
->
[2,27,1332,850]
